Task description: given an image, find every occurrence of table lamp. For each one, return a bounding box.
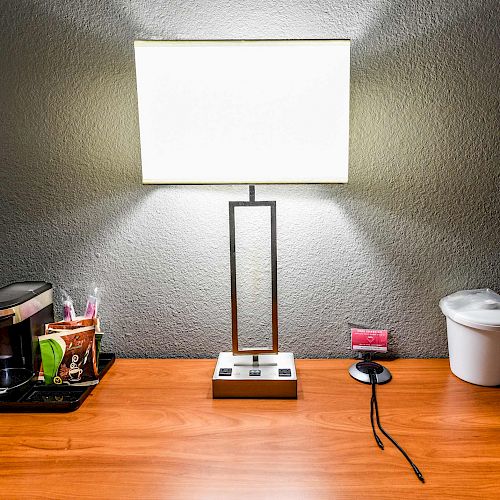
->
[134,39,350,398]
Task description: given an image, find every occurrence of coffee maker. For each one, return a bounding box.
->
[0,282,54,396]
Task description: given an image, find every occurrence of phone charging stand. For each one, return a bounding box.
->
[349,360,392,384]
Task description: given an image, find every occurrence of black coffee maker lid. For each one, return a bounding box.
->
[0,282,52,309]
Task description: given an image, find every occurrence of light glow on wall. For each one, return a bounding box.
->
[134,40,350,184]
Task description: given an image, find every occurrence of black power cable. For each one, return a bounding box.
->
[368,371,425,483]
[370,390,384,450]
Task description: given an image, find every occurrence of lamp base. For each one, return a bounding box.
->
[212,352,297,399]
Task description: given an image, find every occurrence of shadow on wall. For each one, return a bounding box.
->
[0,2,140,195]
[341,0,500,354]
[0,1,147,289]
[0,1,153,356]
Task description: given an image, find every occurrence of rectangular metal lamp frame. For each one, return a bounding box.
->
[229,186,278,355]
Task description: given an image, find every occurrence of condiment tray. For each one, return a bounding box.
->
[0,353,115,412]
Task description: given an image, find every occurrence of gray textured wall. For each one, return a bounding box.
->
[1,1,498,358]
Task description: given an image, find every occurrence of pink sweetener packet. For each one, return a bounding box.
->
[84,287,100,319]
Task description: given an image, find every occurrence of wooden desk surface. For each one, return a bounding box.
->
[1,359,499,499]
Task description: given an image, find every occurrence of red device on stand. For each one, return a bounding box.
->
[348,325,391,384]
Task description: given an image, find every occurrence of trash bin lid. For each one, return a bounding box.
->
[439,289,500,331]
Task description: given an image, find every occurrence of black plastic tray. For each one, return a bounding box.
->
[0,353,115,412]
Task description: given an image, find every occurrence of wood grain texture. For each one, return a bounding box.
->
[0,359,499,499]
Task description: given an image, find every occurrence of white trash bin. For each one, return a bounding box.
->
[439,289,500,386]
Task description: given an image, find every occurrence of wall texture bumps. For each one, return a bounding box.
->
[1,1,498,358]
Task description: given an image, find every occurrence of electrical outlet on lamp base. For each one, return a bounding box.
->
[212,352,297,398]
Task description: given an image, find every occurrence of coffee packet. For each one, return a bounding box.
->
[40,321,98,386]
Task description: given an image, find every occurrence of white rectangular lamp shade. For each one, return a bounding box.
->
[134,40,350,184]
